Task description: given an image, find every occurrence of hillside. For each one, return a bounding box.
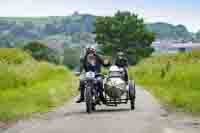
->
[147,23,192,42]
[194,31,200,42]
[0,14,95,48]
[0,14,198,49]
[130,51,200,113]
[0,49,78,121]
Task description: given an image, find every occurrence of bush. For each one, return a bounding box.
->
[23,41,61,64]
[63,48,81,69]
[0,48,75,90]
[0,48,32,64]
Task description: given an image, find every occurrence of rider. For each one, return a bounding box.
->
[115,50,136,106]
[76,46,109,103]
[115,50,129,83]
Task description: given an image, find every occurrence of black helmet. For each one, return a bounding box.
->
[117,51,125,59]
[86,46,96,54]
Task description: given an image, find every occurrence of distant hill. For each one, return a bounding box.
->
[0,14,198,48]
[194,31,200,42]
[0,14,96,48]
[147,22,192,42]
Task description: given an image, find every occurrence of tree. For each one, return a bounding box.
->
[63,48,81,69]
[23,41,60,64]
[94,11,155,64]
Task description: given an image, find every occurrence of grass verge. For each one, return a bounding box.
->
[0,49,78,122]
[129,51,200,113]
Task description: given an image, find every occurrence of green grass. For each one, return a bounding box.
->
[129,51,200,113]
[0,49,78,122]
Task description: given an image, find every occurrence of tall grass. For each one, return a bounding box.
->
[0,48,31,64]
[130,51,200,113]
[0,49,78,122]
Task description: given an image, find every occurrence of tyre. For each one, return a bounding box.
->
[85,87,92,114]
[129,81,136,110]
[92,104,96,111]
[130,98,135,110]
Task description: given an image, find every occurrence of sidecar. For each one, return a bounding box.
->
[104,65,136,110]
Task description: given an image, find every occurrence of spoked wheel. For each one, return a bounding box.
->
[129,81,136,110]
[85,87,92,114]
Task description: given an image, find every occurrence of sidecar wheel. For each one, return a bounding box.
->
[129,81,136,110]
[130,98,135,110]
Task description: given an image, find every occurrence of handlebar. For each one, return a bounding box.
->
[74,71,105,78]
[95,73,104,77]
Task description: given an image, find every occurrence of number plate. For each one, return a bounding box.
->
[86,72,95,78]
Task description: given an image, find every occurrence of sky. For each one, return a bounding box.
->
[0,0,199,32]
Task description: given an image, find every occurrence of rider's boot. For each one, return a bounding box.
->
[99,93,106,104]
[97,78,106,104]
[76,96,84,103]
[76,87,85,103]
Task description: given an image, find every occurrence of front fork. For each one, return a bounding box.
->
[85,81,98,103]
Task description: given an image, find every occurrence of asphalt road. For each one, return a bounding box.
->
[2,87,200,133]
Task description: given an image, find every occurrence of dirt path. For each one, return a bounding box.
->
[2,86,200,133]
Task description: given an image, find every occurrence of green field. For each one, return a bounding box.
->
[129,51,200,113]
[0,49,78,122]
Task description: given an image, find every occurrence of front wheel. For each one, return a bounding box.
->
[85,87,92,114]
[92,104,96,111]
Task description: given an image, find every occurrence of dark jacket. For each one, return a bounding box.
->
[80,54,105,73]
[115,57,129,82]
[115,57,128,68]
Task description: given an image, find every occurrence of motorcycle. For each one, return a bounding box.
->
[84,71,103,113]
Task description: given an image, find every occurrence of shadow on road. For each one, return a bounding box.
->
[63,107,131,117]
[95,108,131,113]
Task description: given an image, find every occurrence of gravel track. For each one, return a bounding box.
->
[2,87,200,133]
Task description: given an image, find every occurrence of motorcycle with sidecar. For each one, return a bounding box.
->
[83,65,136,114]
